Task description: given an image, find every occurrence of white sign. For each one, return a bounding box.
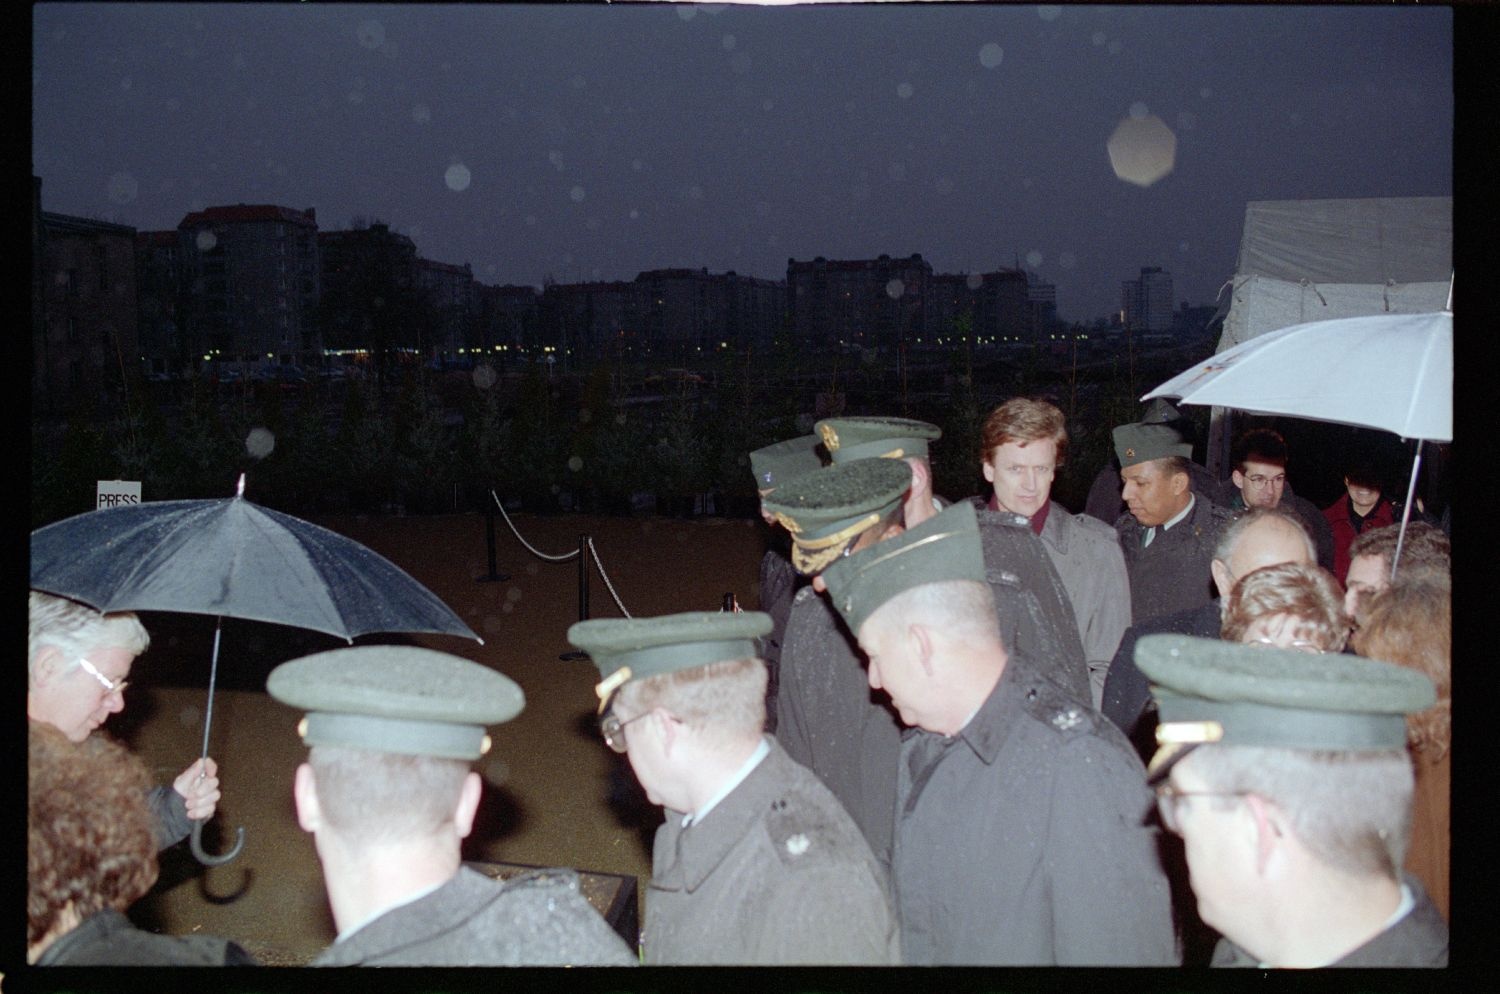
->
[97,480,142,509]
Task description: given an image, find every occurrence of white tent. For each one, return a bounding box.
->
[1205,196,1451,474]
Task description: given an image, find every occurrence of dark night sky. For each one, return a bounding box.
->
[32,3,1452,322]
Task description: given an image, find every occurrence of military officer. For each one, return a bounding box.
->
[754,456,911,865]
[568,611,899,965]
[747,433,826,732]
[819,501,1177,965]
[1113,416,1236,624]
[267,646,636,966]
[1137,634,1447,967]
[815,414,945,527]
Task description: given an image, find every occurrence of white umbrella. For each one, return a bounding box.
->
[1143,310,1452,576]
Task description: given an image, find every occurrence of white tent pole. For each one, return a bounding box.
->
[1391,441,1424,580]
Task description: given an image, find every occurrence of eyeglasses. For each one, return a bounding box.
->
[1244,473,1287,489]
[76,657,129,697]
[599,709,650,753]
[1153,783,1248,835]
[1245,636,1325,654]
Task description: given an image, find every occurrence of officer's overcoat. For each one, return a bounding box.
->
[893,651,1178,966]
[312,866,637,966]
[644,738,899,965]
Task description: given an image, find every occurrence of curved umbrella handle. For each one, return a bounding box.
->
[190,818,246,866]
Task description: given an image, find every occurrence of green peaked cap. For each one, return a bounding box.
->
[759,457,912,575]
[1136,632,1435,757]
[748,434,825,494]
[568,610,773,710]
[820,499,986,636]
[816,415,942,463]
[267,646,525,760]
[1113,420,1193,468]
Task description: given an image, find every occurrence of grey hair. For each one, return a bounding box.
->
[29,592,150,683]
[1213,506,1315,564]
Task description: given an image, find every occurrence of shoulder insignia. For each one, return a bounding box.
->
[1022,680,1101,740]
[766,794,838,865]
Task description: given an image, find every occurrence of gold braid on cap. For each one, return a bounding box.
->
[789,512,882,574]
[818,423,840,453]
[878,448,907,460]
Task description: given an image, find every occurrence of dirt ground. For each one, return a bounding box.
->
[118,508,769,965]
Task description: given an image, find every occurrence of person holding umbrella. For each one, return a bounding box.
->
[28,591,222,850]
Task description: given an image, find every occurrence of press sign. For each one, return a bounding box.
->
[97,480,142,509]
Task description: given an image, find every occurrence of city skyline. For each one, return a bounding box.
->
[33,4,1452,322]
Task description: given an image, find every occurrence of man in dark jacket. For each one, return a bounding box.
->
[1113,418,1236,624]
[1137,633,1446,968]
[1216,427,1335,571]
[569,610,898,965]
[1085,398,1220,526]
[269,646,637,967]
[820,501,1177,965]
[747,433,826,732]
[769,446,1088,868]
[1103,506,1317,751]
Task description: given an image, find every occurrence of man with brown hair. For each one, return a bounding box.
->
[975,398,1130,706]
[1345,521,1450,630]
[1218,427,1335,570]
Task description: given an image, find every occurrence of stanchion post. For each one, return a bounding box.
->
[559,533,591,661]
[477,498,510,583]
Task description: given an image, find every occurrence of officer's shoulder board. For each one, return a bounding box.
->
[1021,679,1104,741]
[764,793,840,867]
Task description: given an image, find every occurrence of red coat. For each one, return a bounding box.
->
[1324,494,1396,584]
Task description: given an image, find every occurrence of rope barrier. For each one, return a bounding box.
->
[488,490,633,618]
[588,537,633,619]
[489,491,579,562]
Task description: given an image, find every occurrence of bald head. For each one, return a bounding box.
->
[1210,509,1316,601]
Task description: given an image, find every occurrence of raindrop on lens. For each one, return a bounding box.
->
[979,43,1003,69]
[445,163,472,192]
[885,279,905,300]
[357,20,385,50]
[108,172,139,205]
[246,427,275,458]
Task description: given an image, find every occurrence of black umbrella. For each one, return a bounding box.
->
[31,475,482,864]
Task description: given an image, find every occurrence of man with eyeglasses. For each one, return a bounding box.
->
[28,591,221,850]
[1218,428,1335,572]
[1137,633,1447,967]
[568,611,897,965]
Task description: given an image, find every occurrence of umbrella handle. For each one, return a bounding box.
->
[189,818,246,866]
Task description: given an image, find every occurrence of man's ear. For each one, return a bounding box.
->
[1172,470,1191,497]
[1231,469,1246,491]
[981,460,996,484]
[453,771,483,840]
[31,646,66,688]
[1210,558,1235,600]
[1244,793,1287,876]
[910,623,936,678]
[293,762,321,834]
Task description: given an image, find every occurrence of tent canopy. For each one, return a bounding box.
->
[1205,197,1451,473]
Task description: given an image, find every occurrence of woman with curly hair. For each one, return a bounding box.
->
[1352,576,1451,922]
[28,723,255,965]
[1220,560,1350,654]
